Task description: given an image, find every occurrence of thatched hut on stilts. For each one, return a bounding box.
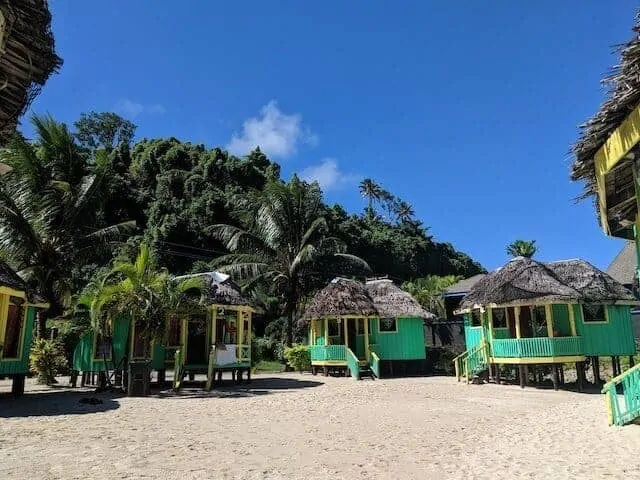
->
[454,257,637,393]
[304,277,433,380]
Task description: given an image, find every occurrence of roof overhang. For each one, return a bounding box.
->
[594,102,640,239]
[455,299,640,315]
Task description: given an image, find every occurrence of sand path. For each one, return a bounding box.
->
[1,374,639,479]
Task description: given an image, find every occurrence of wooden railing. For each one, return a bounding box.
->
[369,350,381,379]
[309,344,347,362]
[492,337,583,358]
[453,342,487,383]
[602,363,640,426]
[346,348,360,380]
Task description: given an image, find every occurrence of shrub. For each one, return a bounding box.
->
[29,339,68,385]
[252,336,285,365]
[283,344,311,372]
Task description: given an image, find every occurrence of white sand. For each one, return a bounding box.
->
[1,374,640,480]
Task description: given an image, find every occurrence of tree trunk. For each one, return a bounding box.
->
[36,310,47,339]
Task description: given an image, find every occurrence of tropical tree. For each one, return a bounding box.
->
[0,115,135,336]
[210,176,370,345]
[87,243,204,350]
[394,199,415,224]
[401,275,462,318]
[359,178,383,217]
[506,240,538,258]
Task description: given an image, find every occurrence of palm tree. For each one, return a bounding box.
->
[394,200,415,224]
[401,275,461,318]
[210,176,370,345]
[359,178,383,217]
[0,115,135,336]
[506,240,538,258]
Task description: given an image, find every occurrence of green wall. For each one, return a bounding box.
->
[0,306,36,376]
[574,305,636,356]
[463,313,483,351]
[72,316,131,372]
[368,317,426,360]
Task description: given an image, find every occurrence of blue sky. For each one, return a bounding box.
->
[28,1,639,272]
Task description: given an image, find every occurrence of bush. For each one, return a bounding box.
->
[29,339,68,385]
[425,346,463,375]
[252,336,284,365]
[283,344,311,372]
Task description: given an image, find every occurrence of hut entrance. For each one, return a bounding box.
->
[346,318,366,359]
[519,307,534,338]
[186,315,208,365]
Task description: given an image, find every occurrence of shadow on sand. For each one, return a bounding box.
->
[0,389,121,418]
[155,375,324,399]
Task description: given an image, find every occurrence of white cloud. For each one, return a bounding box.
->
[299,158,359,191]
[226,100,316,158]
[114,99,166,119]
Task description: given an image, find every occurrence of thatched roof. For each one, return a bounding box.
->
[365,279,434,319]
[459,257,637,310]
[174,271,252,307]
[606,242,636,286]
[0,257,27,292]
[570,12,640,236]
[302,277,378,320]
[0,1,62,142]
[443,274,486,296]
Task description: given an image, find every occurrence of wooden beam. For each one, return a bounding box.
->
[568,304,577,337]
[545,304,553,337]
[515,307,521,339]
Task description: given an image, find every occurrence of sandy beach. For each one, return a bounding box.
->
[1,373,639,480]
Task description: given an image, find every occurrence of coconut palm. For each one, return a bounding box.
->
[88,243,205,351]
[359,178,383,216]
[0,114,135,335]
[394,200,415,224]
[506,240,538,259]
[210,176,370,345]
[401,275,461,318]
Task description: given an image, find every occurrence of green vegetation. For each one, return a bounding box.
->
[0,111,485,356]
[283,344,311,372]
[29,339,67,385]
[402,275,462,317]
[506,240,538,258]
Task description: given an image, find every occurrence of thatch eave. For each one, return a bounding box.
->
[0,1,62,143]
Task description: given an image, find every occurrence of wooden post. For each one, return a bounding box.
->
[344,317,349,351]
[612,356,618,376]
[157,369,166,387]
[576,362,584,392]
[593,356,601,385]
[552,365,559,391]
[545,304,553,338]
[559,365,565,385]
[568,304,577,337]
[515,307,521,339]
[519,365,525,388]
[495,363,501,384]
[324,318,329,345]
[11,375,25,396]
[364,317,370,360]
[630,355,635,368]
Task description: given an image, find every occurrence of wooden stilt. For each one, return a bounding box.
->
[577,362,584,392]
[523,366,529,386]
[611,356,617,376]
[559,365,565,385]
[157,369,166,387]
[519,366,525,388]
[11,375,25,396]
[495,364,501,385]
[630,356,635,368]
[593,356,601,385]
[552,365,559,391]
[70,370,78,388]
[188,372,195,382]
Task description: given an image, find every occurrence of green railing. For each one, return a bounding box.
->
[309,344,347,362]
[453,342,487,383]
[346,348,360,380]
[602,363,640,426]
[492,337,583,358]
[369,350,381,379]
[173,349,184,391]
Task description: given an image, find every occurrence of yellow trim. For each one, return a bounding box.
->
[0,296,28,360]
[605,390,614,426]
[211,307,217,344]
[594,102,640,234]
[515,306,521,339]
[0,286,26,299]
[344,316,349,351]
[568,304,577,336]
[324,318,328,345]
[237,309,243,350]
[580,304,609,325]
[545,304,554,337]
[364,317,370,359]
[487,307,493,341]
[310,360,347,366]
[0,293,7,354]
[490,355,585,364]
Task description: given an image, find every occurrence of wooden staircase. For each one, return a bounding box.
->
[453,342,489,383]
[602,363,640,426]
